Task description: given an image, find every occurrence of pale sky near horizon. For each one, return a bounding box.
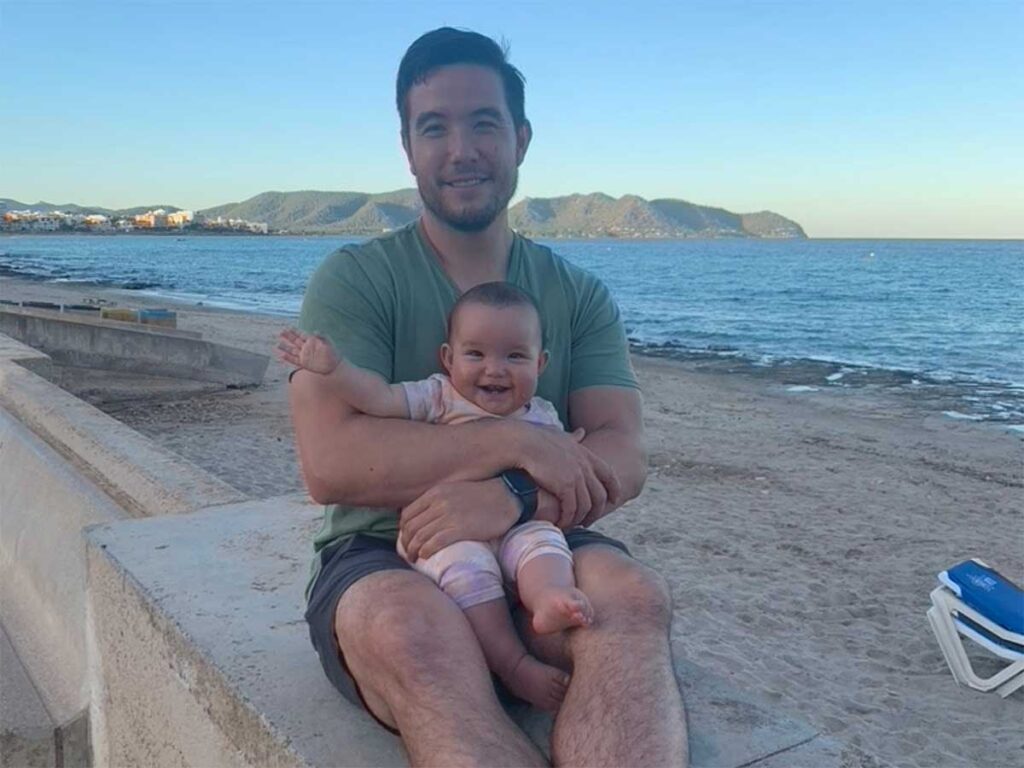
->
[2,0,1021,238]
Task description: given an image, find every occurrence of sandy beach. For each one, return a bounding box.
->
[3,276,1022,767]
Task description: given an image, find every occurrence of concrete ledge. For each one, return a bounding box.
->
[0,331,53,378]
[1,305,202,339]
[0,405,128,728]
[1,354,246,741]
[0,307,268,386]
[86,496,841,768]
[0,360,247,517]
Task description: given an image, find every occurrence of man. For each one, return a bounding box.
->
[291,27,687,767]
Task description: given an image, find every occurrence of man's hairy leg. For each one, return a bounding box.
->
[523,546,688,767]
[335,569,547,768]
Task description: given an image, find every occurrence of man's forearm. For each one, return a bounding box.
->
[325,416,520,506]
[292,372,521,507]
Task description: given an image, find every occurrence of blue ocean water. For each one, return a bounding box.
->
[2,234,1022,425]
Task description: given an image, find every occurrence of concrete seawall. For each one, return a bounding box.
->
[0,337,248,764]
[0,307,268,387]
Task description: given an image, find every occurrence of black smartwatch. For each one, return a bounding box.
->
[500,469,538,526]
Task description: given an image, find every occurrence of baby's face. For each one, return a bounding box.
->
[441,302,548,416]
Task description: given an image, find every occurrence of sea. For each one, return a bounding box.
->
[2,234,1022,428]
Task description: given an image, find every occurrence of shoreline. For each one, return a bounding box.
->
[3,274,1021,431]
[2,274,1022,766]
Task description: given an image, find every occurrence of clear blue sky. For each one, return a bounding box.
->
[2,0,1021,238]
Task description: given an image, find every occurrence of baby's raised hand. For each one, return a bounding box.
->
[276,328,341,375]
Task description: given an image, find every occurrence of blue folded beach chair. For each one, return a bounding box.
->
[927,559,1024,697]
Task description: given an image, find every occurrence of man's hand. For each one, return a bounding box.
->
[400,478,519,561]
[509,423,622,528]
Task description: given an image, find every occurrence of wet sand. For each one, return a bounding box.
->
[3,276,1022,767]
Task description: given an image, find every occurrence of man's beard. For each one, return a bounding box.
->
[418,170,518,233]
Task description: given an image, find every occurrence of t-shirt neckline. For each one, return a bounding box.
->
[413,220,522,298]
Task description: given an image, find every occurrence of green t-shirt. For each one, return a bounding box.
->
[299,222,637,593]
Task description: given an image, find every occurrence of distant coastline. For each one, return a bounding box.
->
[2,189,808,239]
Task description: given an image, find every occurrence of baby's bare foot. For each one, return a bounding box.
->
[504,654,570,712]
[531,587,594,635]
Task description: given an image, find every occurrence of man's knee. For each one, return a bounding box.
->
[337,571,488,693]
[576,547,673,631]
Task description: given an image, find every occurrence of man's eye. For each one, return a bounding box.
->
[476,121,498,132]
[421,125,444,136]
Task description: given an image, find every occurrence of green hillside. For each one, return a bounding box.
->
[2,191,806,238]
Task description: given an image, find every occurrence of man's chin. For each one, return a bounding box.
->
[420,177,516,234]
[426,201,502,233]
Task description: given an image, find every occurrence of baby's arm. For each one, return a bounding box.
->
[277,328,409,418]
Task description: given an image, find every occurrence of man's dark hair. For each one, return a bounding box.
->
[396,27,528,141]
[447,282,544,345]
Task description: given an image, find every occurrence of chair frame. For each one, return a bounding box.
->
[927,585,1024,698]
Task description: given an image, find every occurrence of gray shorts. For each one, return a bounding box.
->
[305,529,631,726]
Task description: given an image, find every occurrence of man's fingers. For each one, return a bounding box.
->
[406,517,446,561]
[590,452,622,507]
[579,465,607,526]
[417,528,455,560]
[558,482,578,528]
[573,471,592,527]
[556,493,575,529]
[399,497,430,550]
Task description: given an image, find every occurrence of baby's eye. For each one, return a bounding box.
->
[465,350,483,358]
[509,352,527,360]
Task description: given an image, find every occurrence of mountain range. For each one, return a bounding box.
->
[1,190,806,239]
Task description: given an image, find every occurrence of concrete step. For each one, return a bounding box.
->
[85,495,844,767]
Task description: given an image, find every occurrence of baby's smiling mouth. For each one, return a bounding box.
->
[479,384,509,394]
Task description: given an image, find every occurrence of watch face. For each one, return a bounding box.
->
[504,470,536,497]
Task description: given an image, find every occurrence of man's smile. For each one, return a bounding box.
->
[444,175,489,188]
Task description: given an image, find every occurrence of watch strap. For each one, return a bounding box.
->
[501,469,538,526]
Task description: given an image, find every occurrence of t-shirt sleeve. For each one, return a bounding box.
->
[401,376,445,423]
[298,248,393,381]
[569,275,639,392]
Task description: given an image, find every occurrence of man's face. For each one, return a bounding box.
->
[403,64,531,233]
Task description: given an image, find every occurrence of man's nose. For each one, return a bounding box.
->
[447,125,479,162]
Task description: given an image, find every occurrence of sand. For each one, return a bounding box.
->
[3,276,1022,767]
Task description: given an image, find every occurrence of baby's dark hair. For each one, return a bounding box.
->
[447,282,544,346]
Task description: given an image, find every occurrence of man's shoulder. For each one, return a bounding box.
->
[514,232,608,311]
[515,232,598,285]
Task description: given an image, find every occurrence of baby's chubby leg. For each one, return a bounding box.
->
[500,522,594,635]
[400,539,569,711]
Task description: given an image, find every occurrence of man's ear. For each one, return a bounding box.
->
[515,120,532,166]
[537,349,549,376]
[440,343,454,373]
[401,130,415,175]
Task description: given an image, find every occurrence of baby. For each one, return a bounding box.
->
[278,282,593,711]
